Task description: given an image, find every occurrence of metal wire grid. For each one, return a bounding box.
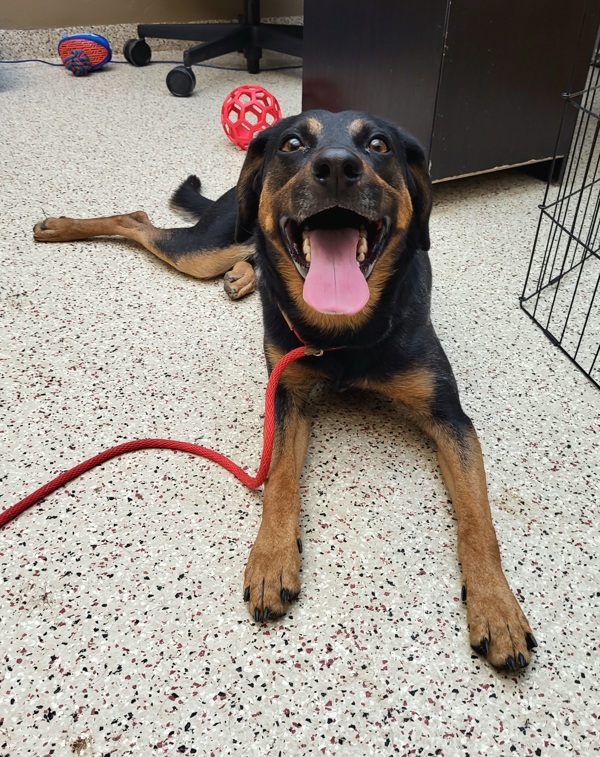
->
[521,64,600,389]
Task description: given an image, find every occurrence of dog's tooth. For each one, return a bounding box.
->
[302,228,309,240]
[357,233,368,263]
[303,236,311,263]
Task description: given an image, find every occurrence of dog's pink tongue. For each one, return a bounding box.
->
[303,228,370,315]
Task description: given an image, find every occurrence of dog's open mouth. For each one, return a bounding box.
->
[280,208,390,315]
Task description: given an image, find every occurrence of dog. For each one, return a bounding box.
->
[33,110,536,670]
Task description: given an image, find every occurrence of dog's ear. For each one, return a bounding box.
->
[234,127,276,243]
[401,132,433,252]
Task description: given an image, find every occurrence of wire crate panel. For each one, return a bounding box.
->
[521,64,600,388]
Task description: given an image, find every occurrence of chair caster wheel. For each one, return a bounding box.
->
[166,65,196,97]
[123,38,151,67]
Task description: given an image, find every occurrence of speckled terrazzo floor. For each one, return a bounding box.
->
[1,42,599,757]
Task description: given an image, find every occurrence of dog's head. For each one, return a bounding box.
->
[235,110,432,324]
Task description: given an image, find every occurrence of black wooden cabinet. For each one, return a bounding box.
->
[302,0,600,181]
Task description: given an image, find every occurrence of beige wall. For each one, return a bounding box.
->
[1,0,302,31]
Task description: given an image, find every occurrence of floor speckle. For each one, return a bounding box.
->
[1,41,599,756]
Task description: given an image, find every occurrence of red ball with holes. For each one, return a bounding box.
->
[221,85,283,149]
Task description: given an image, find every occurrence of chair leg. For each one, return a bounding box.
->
[137,23,240,43]
[183,27,251,67]
[255,24,303,58]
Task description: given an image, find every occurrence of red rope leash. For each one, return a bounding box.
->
[0,345,310,530]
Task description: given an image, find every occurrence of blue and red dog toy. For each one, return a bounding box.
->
[59,33,112,76]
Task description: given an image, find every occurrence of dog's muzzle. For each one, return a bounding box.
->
[280,207,390,315]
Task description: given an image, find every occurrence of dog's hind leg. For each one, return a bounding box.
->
[224,261,256,300]
[33,211,256,288]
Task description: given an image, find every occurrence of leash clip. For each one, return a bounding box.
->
[304,346,324,357]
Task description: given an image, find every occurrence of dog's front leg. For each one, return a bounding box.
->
[426,414,536,669]
[372,363,536,670]
[244,373,313,621]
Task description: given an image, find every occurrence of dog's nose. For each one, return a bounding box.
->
[312,148,363,188]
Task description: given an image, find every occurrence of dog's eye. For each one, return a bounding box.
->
[280,136,303,153]
[368,137,390,154]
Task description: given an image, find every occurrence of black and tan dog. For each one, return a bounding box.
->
[33,110,536,670]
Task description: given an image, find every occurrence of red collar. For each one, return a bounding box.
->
[279,307,325,356]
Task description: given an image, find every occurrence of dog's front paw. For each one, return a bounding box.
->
[464,578,537,671]
[33,217,72,242]
[224,261,256,300]
[243,531,302,622]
